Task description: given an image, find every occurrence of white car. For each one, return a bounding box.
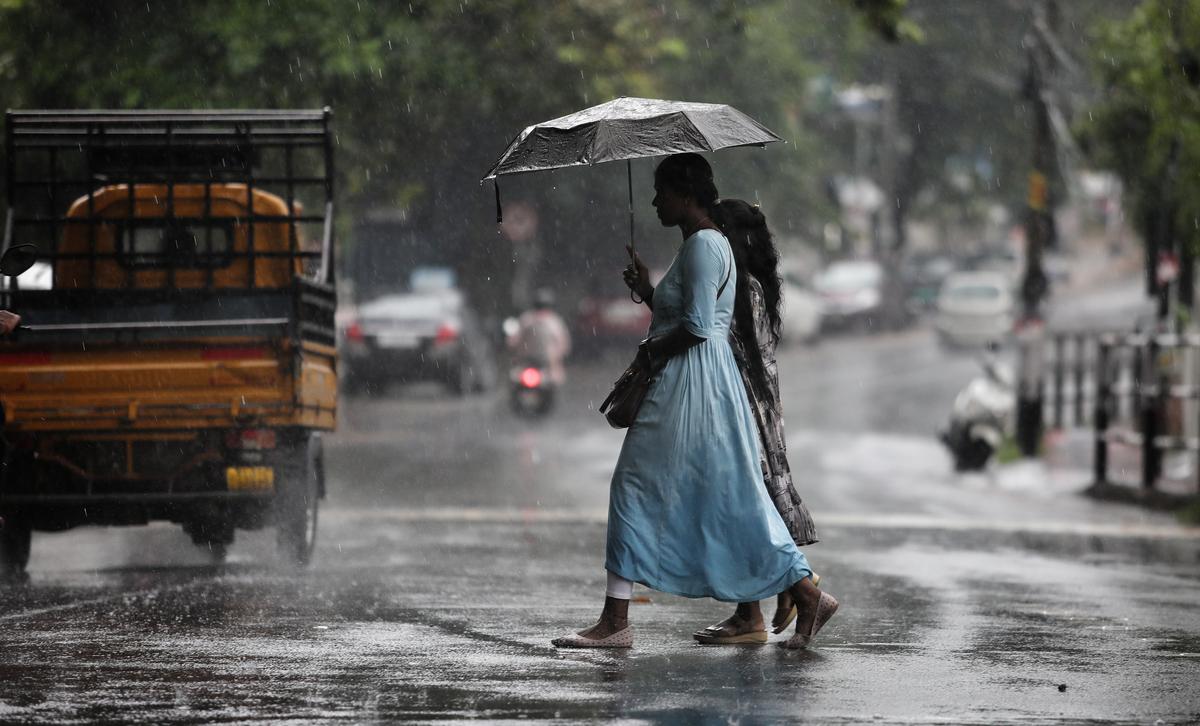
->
[813,260,885,331]
[340,266,497,395]
[779,281,823,346]
[934,271,1014,348]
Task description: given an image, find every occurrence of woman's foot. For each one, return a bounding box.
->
[771,592,797,634]
[574,615,628,641]
[693,610,767,645]
[551,618,633,648]
[551,596,632,648]
[782,581,839,650]
[771,572,819,634]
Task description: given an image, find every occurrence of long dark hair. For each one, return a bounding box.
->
[713,198,783,400]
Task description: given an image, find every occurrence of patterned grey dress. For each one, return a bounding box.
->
[730,277,819,547]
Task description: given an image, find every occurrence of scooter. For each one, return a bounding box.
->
[509,360,555,417]
[940,353,1015,471]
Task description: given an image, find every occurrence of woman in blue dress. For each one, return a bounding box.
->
[552,154,838,650]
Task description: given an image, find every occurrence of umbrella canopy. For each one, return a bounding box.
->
[483,97,782,180]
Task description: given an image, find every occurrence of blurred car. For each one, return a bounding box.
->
[813,259,885,332]
[1042,252,1072,294]
[575,292,652,350]
[574,269,663,350]
[902,254,956,313]
[339,266,497,395]
[779,279,823,346]
[934,271,1014,348]
[962,249,1021,286]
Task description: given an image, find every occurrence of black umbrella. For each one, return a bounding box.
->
[483,97,782,250]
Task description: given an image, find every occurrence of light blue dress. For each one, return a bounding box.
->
[606,229,812,603]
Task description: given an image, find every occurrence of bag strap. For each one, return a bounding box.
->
[716,241,732,299]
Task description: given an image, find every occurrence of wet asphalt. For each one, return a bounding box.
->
[2,290,1199,724]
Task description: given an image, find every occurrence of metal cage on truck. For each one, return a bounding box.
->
[3,109,335,290]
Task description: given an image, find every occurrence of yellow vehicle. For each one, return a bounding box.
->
[0,110,338,577]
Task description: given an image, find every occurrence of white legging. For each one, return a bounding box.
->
[605,570,634,600]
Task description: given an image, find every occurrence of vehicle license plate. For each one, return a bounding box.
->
[377,333,420,349]
[226,466,275,492]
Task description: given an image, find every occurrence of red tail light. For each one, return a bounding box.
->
[224,428,278,450]
[346,322,365,343]
[519,367,543,388]
[434,322,459,345]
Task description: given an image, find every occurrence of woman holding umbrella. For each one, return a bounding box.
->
[551,154,837,650]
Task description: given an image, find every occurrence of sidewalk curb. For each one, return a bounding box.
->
[1085,479,1199,512]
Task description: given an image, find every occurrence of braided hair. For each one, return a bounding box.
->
[713,199,783,402]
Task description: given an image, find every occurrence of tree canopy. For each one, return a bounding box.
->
[0,0,1163,312]
[1082,0,1200,258]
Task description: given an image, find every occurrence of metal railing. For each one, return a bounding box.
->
[1044,329,1200,492]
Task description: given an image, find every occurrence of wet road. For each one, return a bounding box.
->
[3,305,1199,724]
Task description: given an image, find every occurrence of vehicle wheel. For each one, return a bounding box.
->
[275,433,321,566]
[537,388,556,415]
[0,518,32,582]
[449,363,475,396]
[342,368,372,396]
[954,439,994,472]
[472,357,498,393]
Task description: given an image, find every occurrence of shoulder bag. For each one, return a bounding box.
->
[599,243,731,429]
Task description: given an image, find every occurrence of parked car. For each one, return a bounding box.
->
[934,271,1014,348]
[962,250,1021,286]
[574,270,663,350]
[1042,252,1072,295]
[779,279,823,346]
[902,254,956,313]
[340,266,497,395]
[813,259,886,332]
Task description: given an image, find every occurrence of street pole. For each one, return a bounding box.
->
[1014,0,1057,458]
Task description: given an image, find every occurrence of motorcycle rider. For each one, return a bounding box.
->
[509,288,571,386]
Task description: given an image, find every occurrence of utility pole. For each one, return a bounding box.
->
[1014,0,1058,457]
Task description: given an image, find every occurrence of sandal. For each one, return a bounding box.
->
[692,614,767,645]
[782,591,839,650]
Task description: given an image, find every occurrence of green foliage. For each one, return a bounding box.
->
[0,0,883,305]
[12,0,1116,312]
[1083,0,1200,256]
[1177,496,1200,525]
[851,0,922,43]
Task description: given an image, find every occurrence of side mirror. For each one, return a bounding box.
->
[0,244,38,277]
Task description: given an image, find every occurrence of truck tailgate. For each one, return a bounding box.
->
[0,340,336,431]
